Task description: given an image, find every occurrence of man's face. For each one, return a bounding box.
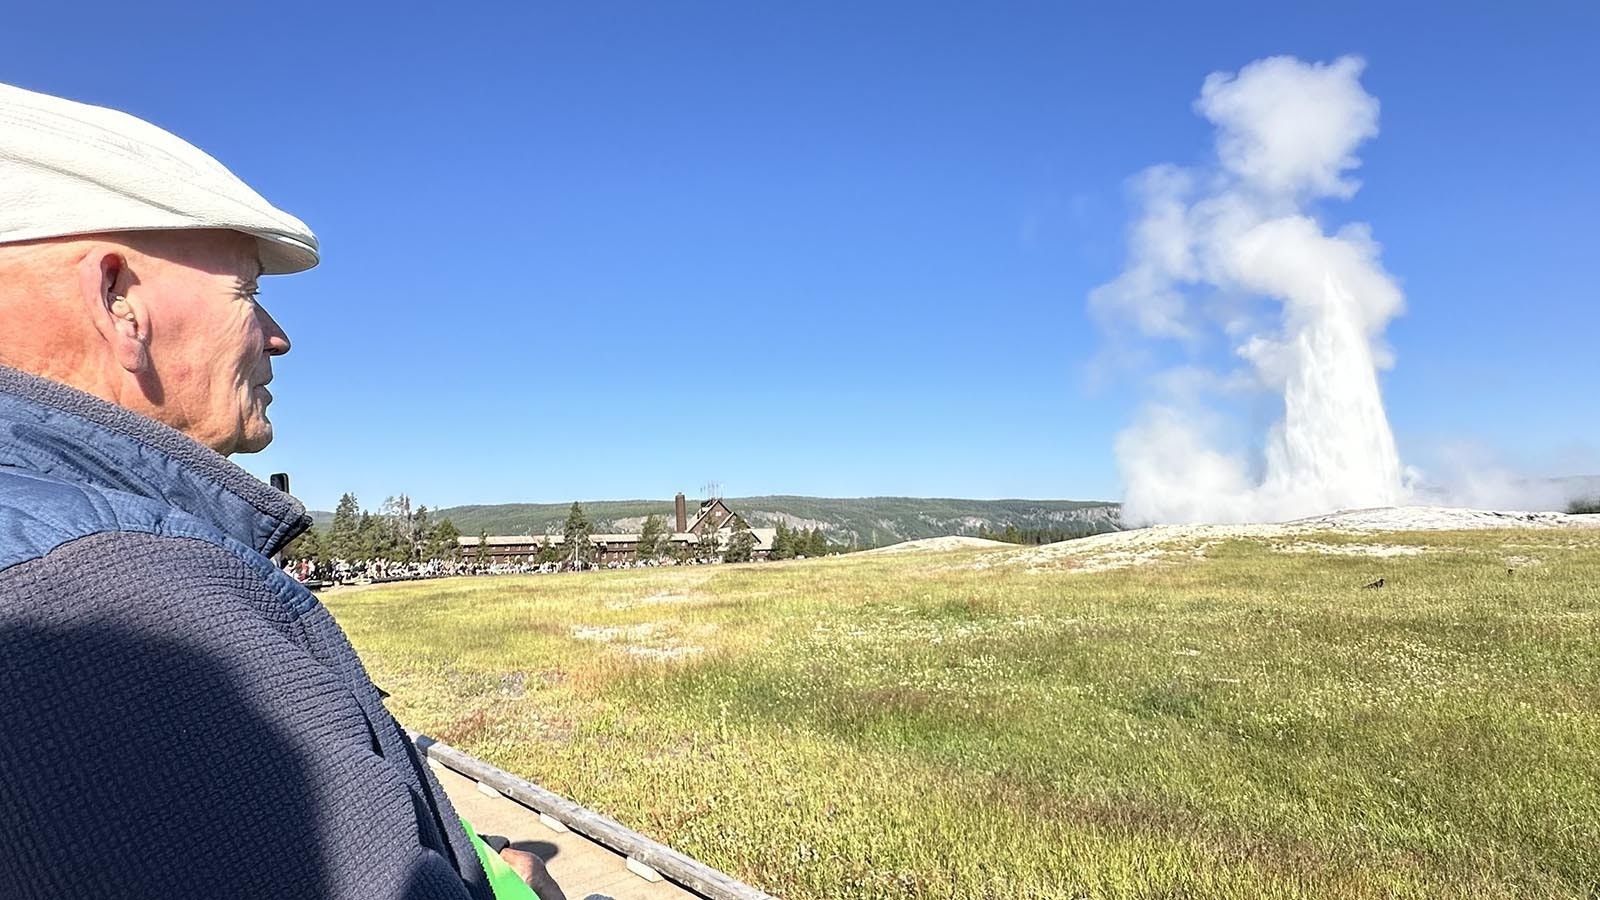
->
[132,230,291,455]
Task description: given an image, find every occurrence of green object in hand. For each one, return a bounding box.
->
[461,817,541,900]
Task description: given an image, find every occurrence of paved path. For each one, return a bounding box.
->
[434,760,702,900]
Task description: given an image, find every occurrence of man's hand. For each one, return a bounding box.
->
[498,847,567,900]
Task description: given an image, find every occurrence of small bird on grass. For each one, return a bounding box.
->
[1363,577,1386,589]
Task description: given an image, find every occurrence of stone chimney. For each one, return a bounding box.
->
[675,492,688,533]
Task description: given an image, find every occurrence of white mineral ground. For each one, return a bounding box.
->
[861,536,1016,555]
[888,506,1600,573]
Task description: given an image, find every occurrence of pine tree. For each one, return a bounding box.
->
[537,537,561,565]
[563,502,593,567]
[637,514,665,560]
[330,492,360,559]
[426,518,461,560]
[412,504,432,560]
[806,528,828,558]
[700,529,722,560]
[725,529,757,563]
[356,511,376,558]
[771,522,793,560]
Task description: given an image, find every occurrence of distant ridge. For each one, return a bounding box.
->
[308,496,1123,549]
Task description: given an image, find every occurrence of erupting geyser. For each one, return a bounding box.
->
[1091,55,1408,524]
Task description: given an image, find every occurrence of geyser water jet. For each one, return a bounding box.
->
[1260,274,1405,514]
[1092,55,1408,525]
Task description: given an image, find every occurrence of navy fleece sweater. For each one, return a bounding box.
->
[0,366,493,900]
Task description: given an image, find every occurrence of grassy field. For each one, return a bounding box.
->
[326,528,1600,899]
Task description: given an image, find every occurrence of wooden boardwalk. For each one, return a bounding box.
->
[418,734,776,900]
[436,764,694,900]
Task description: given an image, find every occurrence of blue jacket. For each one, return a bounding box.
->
[0,365,494,900]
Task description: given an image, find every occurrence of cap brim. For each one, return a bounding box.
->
[252,231,319,275]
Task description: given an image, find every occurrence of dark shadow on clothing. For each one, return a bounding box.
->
[0,621,329,899]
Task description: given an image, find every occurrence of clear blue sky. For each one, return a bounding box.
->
[5,1,1596,511]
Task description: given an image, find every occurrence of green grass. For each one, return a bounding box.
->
[327,528,1600,899]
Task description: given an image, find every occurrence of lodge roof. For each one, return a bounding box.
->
[685,497,735,534]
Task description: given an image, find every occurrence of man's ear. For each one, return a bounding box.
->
[78,247,148,373]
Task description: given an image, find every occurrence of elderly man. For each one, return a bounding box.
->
[0,84,561,899]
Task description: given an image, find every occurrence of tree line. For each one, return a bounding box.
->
[769,522,835,559]
[285,493,462,563]
[976,524,1094,545]
[287,497,846,568]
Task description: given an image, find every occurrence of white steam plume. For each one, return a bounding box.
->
[1091,55,1408,525]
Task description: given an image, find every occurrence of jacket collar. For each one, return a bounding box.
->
[0,365,309,557]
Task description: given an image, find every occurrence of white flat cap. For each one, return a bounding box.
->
[0,82,318,274]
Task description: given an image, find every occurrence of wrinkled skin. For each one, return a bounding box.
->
[0,229,291,455]
[116,230,291,454]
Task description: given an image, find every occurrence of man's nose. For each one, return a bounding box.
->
[259,304,291,356]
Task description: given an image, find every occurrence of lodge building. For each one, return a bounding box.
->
[458,494,777,564]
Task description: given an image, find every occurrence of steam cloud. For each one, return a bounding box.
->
[1092,56,1410,524]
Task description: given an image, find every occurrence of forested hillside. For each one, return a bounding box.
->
[311,496,1122,549]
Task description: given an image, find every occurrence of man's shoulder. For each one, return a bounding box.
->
[0,466,233,573]
[1,520,322,639]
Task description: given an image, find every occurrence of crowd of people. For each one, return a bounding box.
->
[282,557,471,585]
[282,552,738,586]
